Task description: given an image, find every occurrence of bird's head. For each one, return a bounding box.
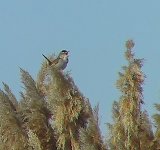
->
[58,50,69,59]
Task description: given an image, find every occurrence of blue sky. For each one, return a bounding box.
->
[0,1,160,134]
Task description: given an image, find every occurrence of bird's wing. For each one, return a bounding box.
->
[51,57,60,65]
[42,54,52,65]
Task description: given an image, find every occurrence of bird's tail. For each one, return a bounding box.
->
[42,54,52,65]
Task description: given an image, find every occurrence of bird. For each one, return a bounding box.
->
[42,50,69,70]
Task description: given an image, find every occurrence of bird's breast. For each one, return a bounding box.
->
[55,58,68,70]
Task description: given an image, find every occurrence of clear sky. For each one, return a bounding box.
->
[0,1,160,135]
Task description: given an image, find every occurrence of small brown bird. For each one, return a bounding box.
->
[42,50,69,70]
